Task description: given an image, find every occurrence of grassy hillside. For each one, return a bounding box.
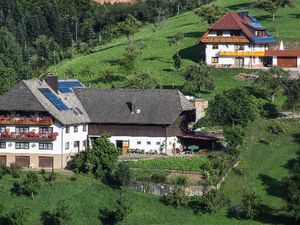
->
[49,0,300,100]
[0,119,299,225]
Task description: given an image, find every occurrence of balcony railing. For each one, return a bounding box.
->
[0,116,53,126]
[219,51,265,57]
[0,132,58,142]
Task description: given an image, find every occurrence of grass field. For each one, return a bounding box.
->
[48,0,300,101]
[0,119,299,225]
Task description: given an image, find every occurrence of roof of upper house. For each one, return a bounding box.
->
[74,88,195,125]
[0,81,47,112]
[199,12,276,44]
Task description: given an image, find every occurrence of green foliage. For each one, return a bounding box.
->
[11,172,41,200]
[124,71,160,89]
[70,134,121,178]
[9,163,22,178]
[168,33,184,47]
[53,200,73,225]
[0,61,17,95]
[160,187,190,208]
[114,162,131,186]
[201,190,229,214]
[195,4,228,24]
[1,206,29,225]
[115,15,139,40]
[173,53,182,71]
[267,120,287,135]
[253,0,294,21]
[0,163,9,179]
[150,173,167,183]
[182,63,215,96]
[224,126,245,156]
[99,191,132,225]
[253,67,288,103]
[240,190,262,219]
[206,88,258,127]
[284,79,300,113]
[172,176,188,186]
[98,68,116,83]
[43,170,58,186]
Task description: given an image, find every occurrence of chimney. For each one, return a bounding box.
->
[46,74,58,93]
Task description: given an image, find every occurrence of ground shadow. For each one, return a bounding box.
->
[178,44,205,63]
[40,211,56,225]
[258,139,269,146]
[162,84,182,90]
[290,13,300,19]
[91,43,125,54]
[183,31,204,39]
[163,68,174,73]
[91,74,125,84]
[143,56,162,61]
[227,2,253,11]
[103,59,119,66]
[258,174,284,199]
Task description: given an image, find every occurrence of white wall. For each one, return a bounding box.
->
[298,57,300,68]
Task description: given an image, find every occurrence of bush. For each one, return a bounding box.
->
[39,169,46,175]
[43,170,57,186]
[69,175,77,181]
[9,163,22,178]
[41,200,73,225]
[150,173,167,183]
[160,187,189,208]
[1,206,29,225]
[172,176,188,186]
[0,163,9,179]
[201,189,229,214]
[240,190,262,219]
[115,162,131,186]
[224,126,245,157]
[268,121,287,135]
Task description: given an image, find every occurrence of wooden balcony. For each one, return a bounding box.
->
[0,132,58,142]
[0,117,53,126]
[219,51,265,57]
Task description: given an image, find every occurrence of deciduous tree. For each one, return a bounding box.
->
[195,4,227,25]
[124,71,160,89]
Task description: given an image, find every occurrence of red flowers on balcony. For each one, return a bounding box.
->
[0,116,53,126]
[0,131,58,141]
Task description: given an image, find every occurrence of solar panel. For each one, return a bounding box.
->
[39,88,69,111]
[58,81,83,93]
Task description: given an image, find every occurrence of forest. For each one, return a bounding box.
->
[0,0,212,94]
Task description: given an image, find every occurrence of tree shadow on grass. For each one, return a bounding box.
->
[40,211,56,225]
[142,56,162,61]
[183,31,204,39]
[258,174,284,199]
[290,13,300,19]
[92,43,125,53]
[178,44,205,63]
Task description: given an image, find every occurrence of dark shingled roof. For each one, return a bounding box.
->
[74,89,195,125]
[0,81,46,112]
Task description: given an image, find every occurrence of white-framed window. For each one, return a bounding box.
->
[0,126,6,132]
[211,57,219,64]
[83,125,87,132]
[212,44,218,49]
[65,142,70,149]
[137,141,141,145]
[74,126,78,133]
[147,141,151,145]
[15,142,29,149]
[156,142,161,145]
[74,141,79,148]
[39,143,53,150]
[0,142,6,148]
[66,126,70,133]
[39,127,53,133]
[15,127,29,133]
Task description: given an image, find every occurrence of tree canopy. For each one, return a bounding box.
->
[124,71,160,89]
[195,4,228,25]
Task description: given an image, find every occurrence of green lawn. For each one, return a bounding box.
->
[1,119,299,224]
[48,0,300,101]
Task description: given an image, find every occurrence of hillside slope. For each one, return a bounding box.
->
[49,0,300,97]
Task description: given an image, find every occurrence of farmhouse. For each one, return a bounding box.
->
[199,12,300,68]
[0,76,196,169]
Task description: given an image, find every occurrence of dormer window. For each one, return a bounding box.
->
[216,31,223,36]
[255,30,265,37]
[230,31,241,36]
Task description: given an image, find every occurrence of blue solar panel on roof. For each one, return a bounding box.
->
[39,88,69,111]
[58,81,83,93]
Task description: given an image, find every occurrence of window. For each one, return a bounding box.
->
[137,141,141,145]
[212,44,218,49]
[74,126,78,133]
[0,126,6,132]
[216,31,222,36]
[39,143,53,150]
[211,57,219,64]
[230,31,241,36]
[66,126,70,133]
[15,127,29,133]
[156,142,161,145]
[147,141,151,145]
[83,125,87,132]
[65,142,70,149]
[39,127,53,133]
[15,142,29,149]
[238,45,245,50]
[256,30,265,37]
[83,140,87,148]
[0,142,6,148]
[74,141,79,148]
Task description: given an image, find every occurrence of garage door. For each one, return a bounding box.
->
[278,57,297,68]
[39,157,53,168]
[0,155,6,165]
[15,156,30,168]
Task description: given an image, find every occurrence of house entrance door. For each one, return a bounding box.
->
[235,57,244,68]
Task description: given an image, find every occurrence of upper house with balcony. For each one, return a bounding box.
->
[199,11,300,68]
